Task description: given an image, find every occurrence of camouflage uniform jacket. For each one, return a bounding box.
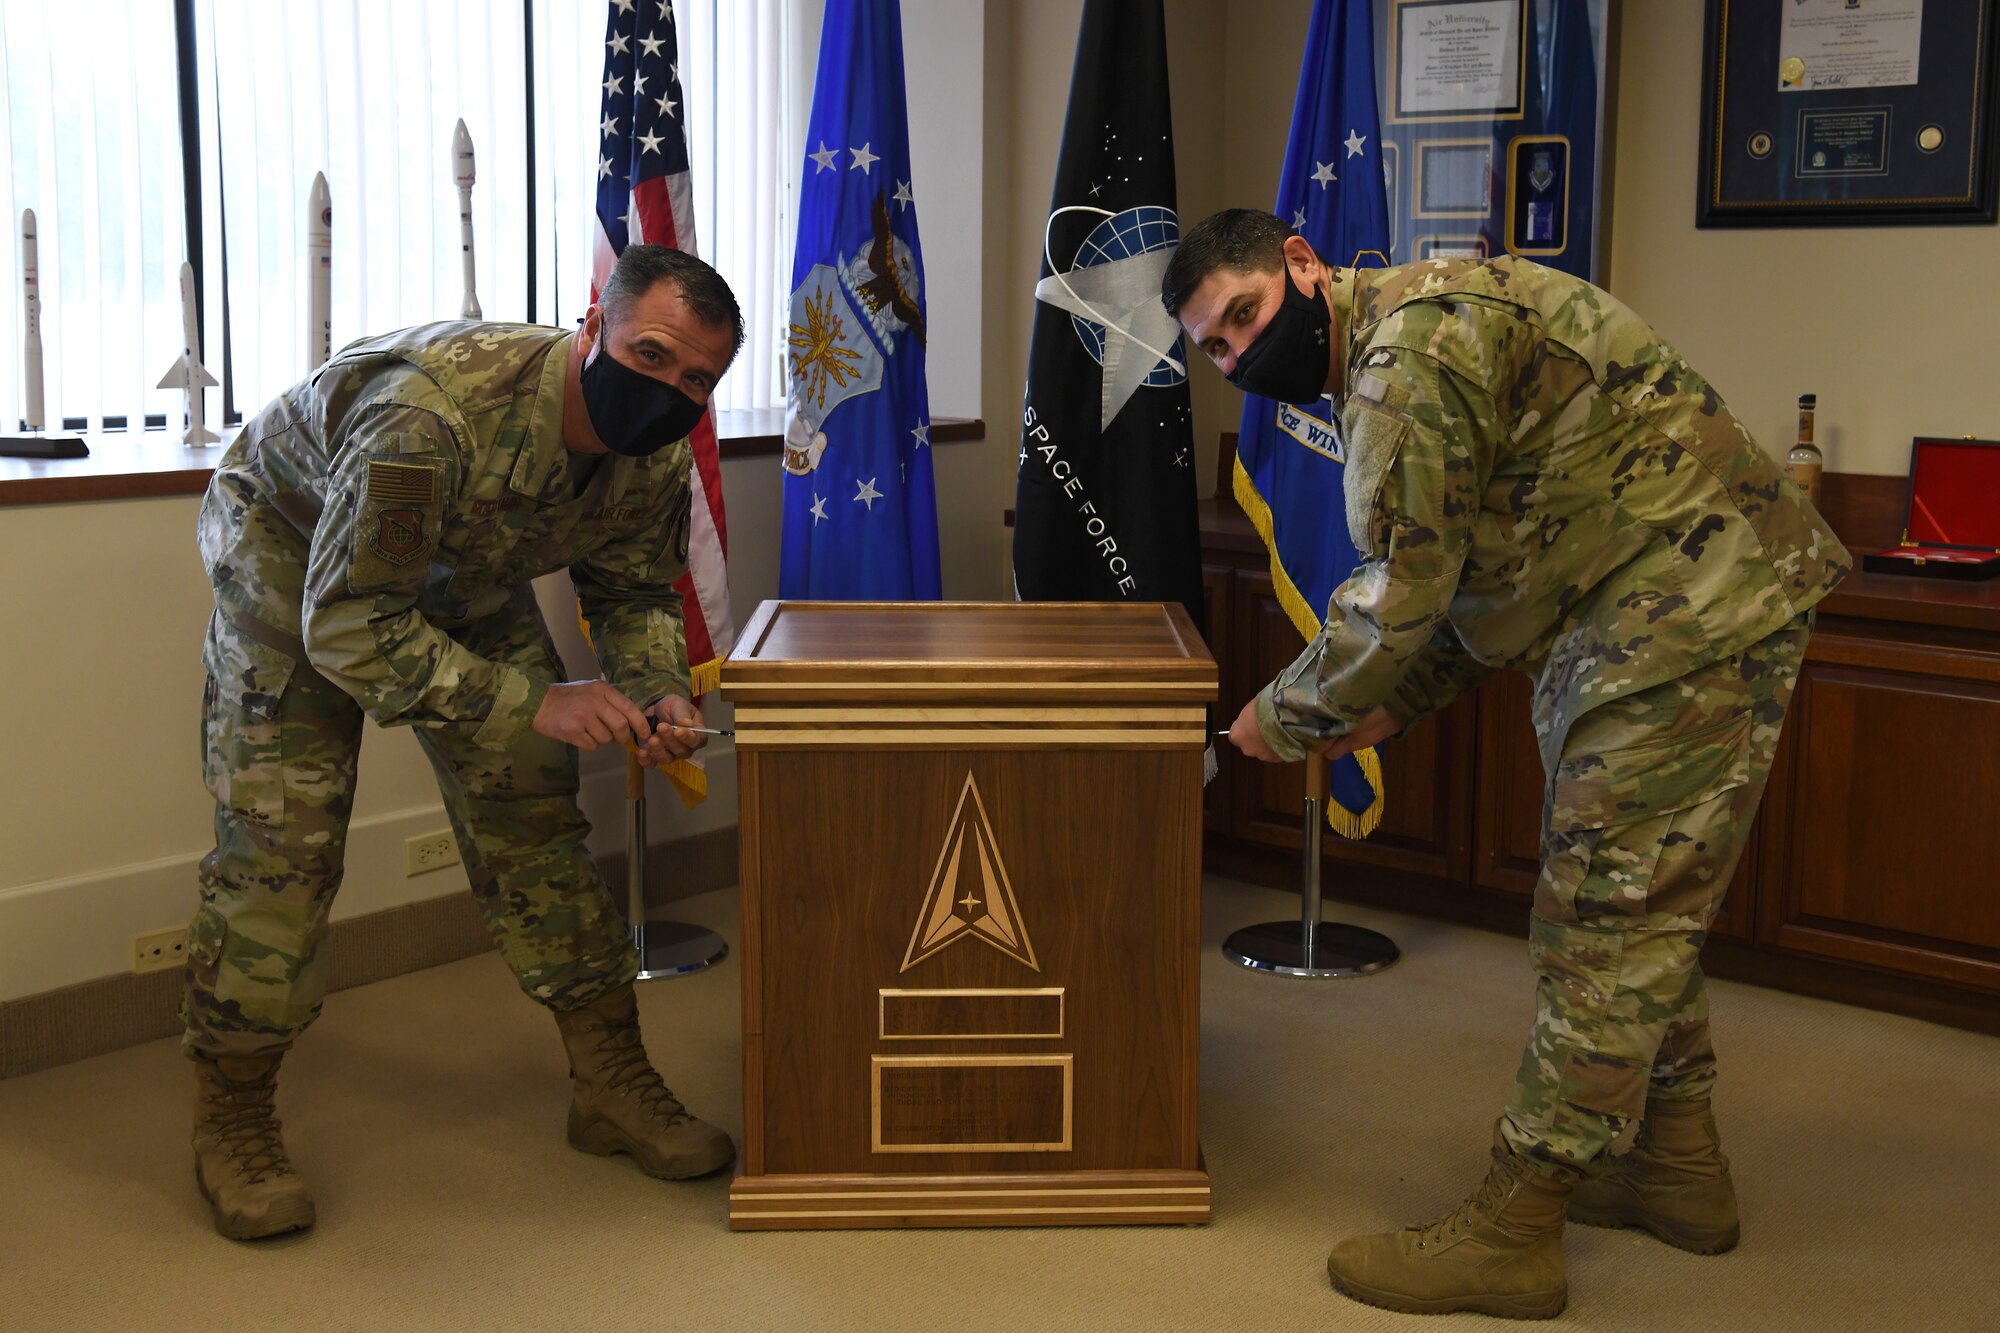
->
[1255,257,1850,765]
[198,322,694,753]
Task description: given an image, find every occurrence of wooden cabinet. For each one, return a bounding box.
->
[1756,621,2000,994]
[1470,669,1542,904]
[1198,495,2000,1036]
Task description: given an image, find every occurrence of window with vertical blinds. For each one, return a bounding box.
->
[0,0,188,433]
[196,0,533,422]
[0,0,800,438]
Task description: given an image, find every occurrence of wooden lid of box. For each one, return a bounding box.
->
[721,601,1217,704]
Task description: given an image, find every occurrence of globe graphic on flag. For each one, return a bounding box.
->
[1067,205,1188,388]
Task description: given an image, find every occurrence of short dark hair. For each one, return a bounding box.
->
[1161,209,1301,320]
[599,244,745,359]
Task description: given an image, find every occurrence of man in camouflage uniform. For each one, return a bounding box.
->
[1165,210,1849,1319]
[184,245,740,1241]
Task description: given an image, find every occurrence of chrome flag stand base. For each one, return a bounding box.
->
[1223,754,1399,979]
[626,758,727,981]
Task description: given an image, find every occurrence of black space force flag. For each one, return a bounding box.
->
[1014,0,1202,641]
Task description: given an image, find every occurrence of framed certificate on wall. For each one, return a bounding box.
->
[1388,0,1528,124]
[1698,0,2000,226]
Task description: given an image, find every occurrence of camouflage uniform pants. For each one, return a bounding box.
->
[181,590,639,1059]
[1499,613,1812,1177]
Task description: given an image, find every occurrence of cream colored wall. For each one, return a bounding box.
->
[0,1,987,1002]
[1607,4,1998,470]
[0,496,482,998]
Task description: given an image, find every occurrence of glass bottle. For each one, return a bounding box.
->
[1787,393,1823,508]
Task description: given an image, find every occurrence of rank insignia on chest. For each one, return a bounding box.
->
[374,508,428,563]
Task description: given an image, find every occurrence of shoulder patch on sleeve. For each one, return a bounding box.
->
[367,459,437,504]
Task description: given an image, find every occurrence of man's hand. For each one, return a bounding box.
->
[1226,698,1283,763]
[639,694,709,767]
[1312,704,1399,761]
[531,679,652,752]
[1225,698,1400,765]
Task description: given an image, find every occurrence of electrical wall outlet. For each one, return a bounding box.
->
[133,927,188,974]
[404,829,461,876]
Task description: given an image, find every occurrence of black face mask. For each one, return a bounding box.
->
[1225,267,1333,405]
[579,327,708,457]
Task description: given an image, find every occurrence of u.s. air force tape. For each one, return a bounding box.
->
[366,459,436,504]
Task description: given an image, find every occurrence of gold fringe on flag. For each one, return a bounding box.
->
[659,653,725,808]
[1231,454,1386,840]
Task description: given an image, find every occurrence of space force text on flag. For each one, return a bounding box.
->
[1014,0,1204,655]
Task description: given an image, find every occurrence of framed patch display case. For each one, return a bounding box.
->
[1373,0,1612,280]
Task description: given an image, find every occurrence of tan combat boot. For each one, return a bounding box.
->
[191,1052,316,1241]
[1569,1096,1739,1254]
[553,985,735,1179]
[1326,1132,1573,1321]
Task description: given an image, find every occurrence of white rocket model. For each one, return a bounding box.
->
[156,260,219,446]
[21,208,44,431]
[453,120,481,319]
[307,171,332,371]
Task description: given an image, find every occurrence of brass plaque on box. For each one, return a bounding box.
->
[879,988,1065,1041]
[872,1055,1072,1154]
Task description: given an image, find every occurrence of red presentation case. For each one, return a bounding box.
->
[1859,437,2000,582]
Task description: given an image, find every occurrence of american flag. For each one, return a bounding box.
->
[592,0,733,795]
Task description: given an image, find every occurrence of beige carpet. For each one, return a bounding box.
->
[3,876,1995,1332]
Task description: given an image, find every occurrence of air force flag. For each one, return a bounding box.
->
[1234,0,1392,838]
[780,0,940,600]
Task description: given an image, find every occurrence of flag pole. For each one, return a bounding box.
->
[623,746,728,980]
[586,0,730,982]
[1222,750,1399,978]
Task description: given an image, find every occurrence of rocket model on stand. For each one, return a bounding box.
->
[21,208,44,432]
[453,119,481,319]
[307,171,332,370]
[1,206,83,457]
[156,260,218,446]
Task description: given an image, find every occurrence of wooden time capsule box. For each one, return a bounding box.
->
[721,601,1217,1229]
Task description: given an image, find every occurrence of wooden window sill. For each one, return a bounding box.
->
[0,410,984,508]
